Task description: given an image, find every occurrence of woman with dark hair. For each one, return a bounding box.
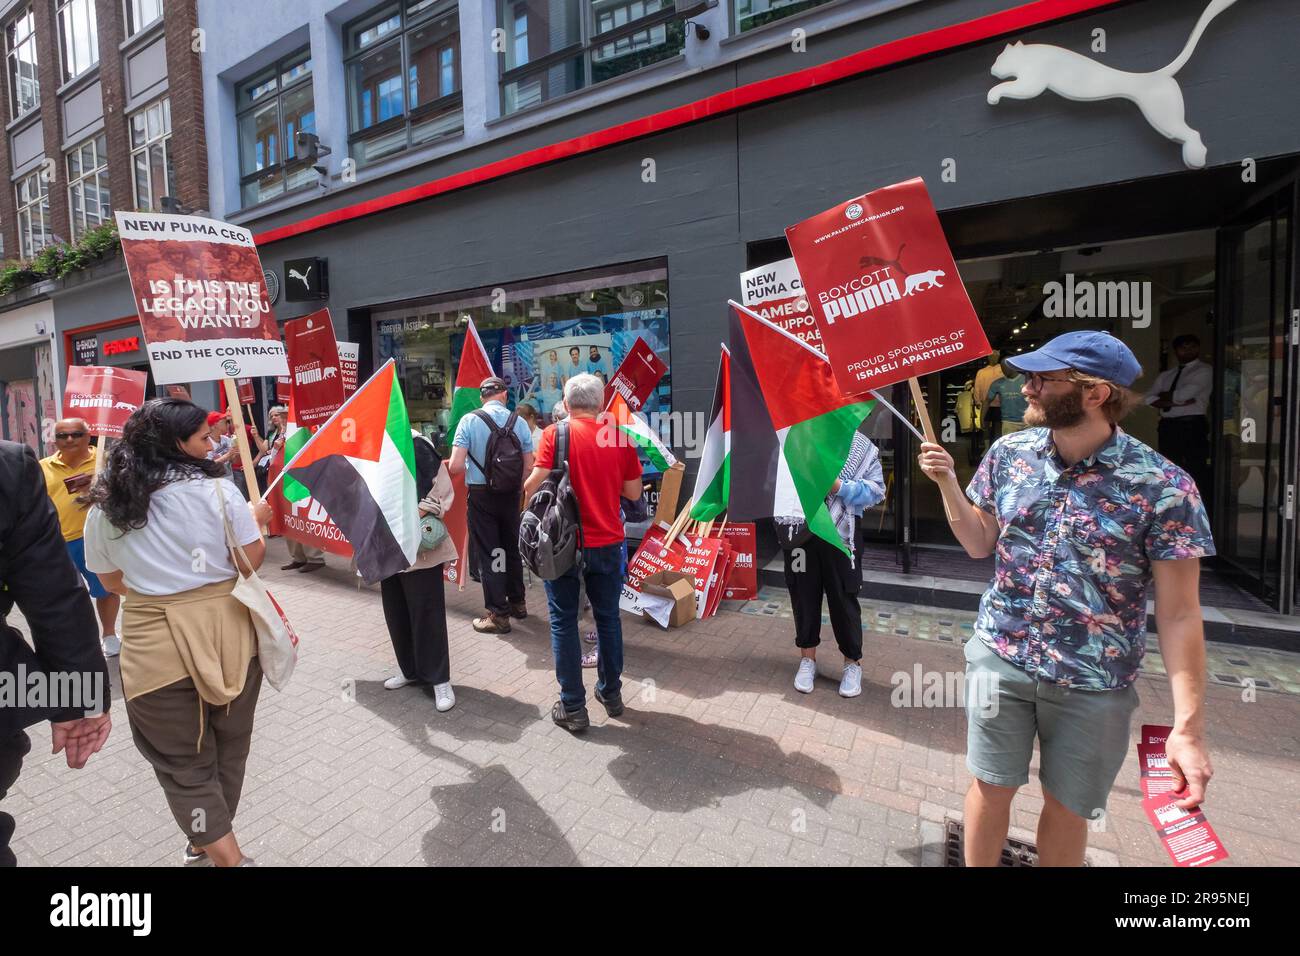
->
[380,428,458,711]
[83,398,267,867]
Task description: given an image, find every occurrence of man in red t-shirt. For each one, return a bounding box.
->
[524,373,643,732]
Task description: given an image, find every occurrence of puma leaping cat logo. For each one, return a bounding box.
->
[289,265,313,287]
[987,0,1239,169]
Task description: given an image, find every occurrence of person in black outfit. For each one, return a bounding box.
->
[379,432,459,712]
[1,440,113,866]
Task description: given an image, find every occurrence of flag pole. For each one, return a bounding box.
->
[907,377,958,523]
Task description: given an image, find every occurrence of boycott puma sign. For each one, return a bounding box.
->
[284,309,346,428]
[785,178,990,396]
[115,211,288,385]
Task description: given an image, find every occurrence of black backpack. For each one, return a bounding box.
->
[468,408,524,493]
[519,422,583,580]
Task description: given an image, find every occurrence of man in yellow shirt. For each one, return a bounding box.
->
[39,418,120,657]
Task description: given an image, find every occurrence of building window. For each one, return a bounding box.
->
[497,1,687,116]
[67,133,110,238]
[124,0,162,37]
[237,50,316,208]
[129,96,175,211]
[733,0,834,34]
[345,0,462,167]
[6,7,39,120]
[16,168,51,258]
[56,0,98,82]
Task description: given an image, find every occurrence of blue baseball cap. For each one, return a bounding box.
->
[1005,331,1142,387]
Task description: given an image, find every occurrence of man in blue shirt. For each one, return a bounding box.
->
[918,331,1214,867]
[449,378,535,633]
[987,369,1029,435]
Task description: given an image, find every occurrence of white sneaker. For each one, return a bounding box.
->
[384,675,415,690]
[794,658,816,694]
[839,662,863,698]
[433,682,456,712]
[102,634,120,658]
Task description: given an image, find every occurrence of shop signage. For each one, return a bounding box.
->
[986,0,1240,170]
[285,257,328,301]
[114,211,288,384]
[63,366,148,439]
[73,335,98,366]
[103,335,140,356]
[785,177,990,397]
[284,309,346,428]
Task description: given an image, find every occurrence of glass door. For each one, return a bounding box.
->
[1214,186,1298,613]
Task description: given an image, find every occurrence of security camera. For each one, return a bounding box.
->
[296,132,332,175]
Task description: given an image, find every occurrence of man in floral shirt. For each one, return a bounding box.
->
[918,331,1214,866]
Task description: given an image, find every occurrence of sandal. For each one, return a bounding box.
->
[581,645,599,668]
[582,630,598,645]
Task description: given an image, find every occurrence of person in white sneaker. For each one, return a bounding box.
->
[776,428,885,698]
[380,428,458,712]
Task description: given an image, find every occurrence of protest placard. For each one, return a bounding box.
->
[604,336,667,412]
[740,258,821,352]
[62,366,147,439]
[284,310,346,428]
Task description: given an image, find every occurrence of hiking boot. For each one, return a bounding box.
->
[508,601,528,620]
[473,613,511,634]
[551,700,589,733]
[280,561,305,571]
[594,687,624,718]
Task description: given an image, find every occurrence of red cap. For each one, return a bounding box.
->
[206,411,227,426]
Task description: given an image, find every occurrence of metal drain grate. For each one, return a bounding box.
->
[943,819,1039,867]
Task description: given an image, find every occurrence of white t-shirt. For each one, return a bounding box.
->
[84,476,261,596]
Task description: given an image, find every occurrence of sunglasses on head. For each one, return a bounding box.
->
[55,431,87,440]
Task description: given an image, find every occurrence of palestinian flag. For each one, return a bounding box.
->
[280,396,313,503]
[689,346,730,522]
[608,391,675,471]
[284,360,419,583]
[447,318,493,443]
[726,302,875,555]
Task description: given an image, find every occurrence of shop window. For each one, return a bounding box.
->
[345,0,462,167]
[124,0,162,37]
[56,0,98,82]
[129,96,175,211]
[237,49,316,208]
[733,0,834,34]
[498,1,689,116]
[372,260,672,469]
[16,167,51,258]
[67,132,111,238]
[5,6,38,121]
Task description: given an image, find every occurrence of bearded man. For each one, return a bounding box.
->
[916,331,1214,867]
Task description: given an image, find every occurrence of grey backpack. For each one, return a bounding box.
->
[519,422,584,580]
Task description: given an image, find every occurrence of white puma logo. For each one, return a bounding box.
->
[987,0,1239,169]
[904,270,945,297]
[289,266,313,286]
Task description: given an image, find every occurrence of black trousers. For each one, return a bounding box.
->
[782,534,864,662]
[468,486,525,615]
[1158,416,1212,500]
[0,730,32,867]
[381,566,451,685]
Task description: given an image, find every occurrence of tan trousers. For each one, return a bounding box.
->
[287,539,324,563]
[126,658,262,844]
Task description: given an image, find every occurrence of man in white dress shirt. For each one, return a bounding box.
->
[1145,334,1213,499]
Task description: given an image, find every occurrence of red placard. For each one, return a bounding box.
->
[236,378,256,405]
[442,469,469,587]
[62,366,148,438]
[275,376,292,402]
[165,384,191,400]
[785,177,990,396]
[114,211,287,384]
[604,336,667,413]
[620,523,690,616]
[719,522,758,600]
[266,446,354,559]
[284,309,346,428]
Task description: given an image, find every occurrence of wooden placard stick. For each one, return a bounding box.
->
[663,497,695,548]
[223,378,266,538]
[907,376,959,523]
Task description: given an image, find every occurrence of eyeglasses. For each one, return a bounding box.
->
[1023,372,1076,390]
[54,431,87,440]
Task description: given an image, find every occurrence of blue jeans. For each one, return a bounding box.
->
[545,544,625,712]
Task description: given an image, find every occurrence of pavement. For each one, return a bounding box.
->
[5,537,1299,867]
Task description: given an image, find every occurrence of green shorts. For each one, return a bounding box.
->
[963,636,1138,820]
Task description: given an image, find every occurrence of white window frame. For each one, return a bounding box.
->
[129,96,174,211]
[67,132,110,238]
[56,0,99,83]
[123,0,163,37]
[5,6,39,121]
[16,168,51,259]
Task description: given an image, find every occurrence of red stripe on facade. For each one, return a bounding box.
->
[254,0,1127,246]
